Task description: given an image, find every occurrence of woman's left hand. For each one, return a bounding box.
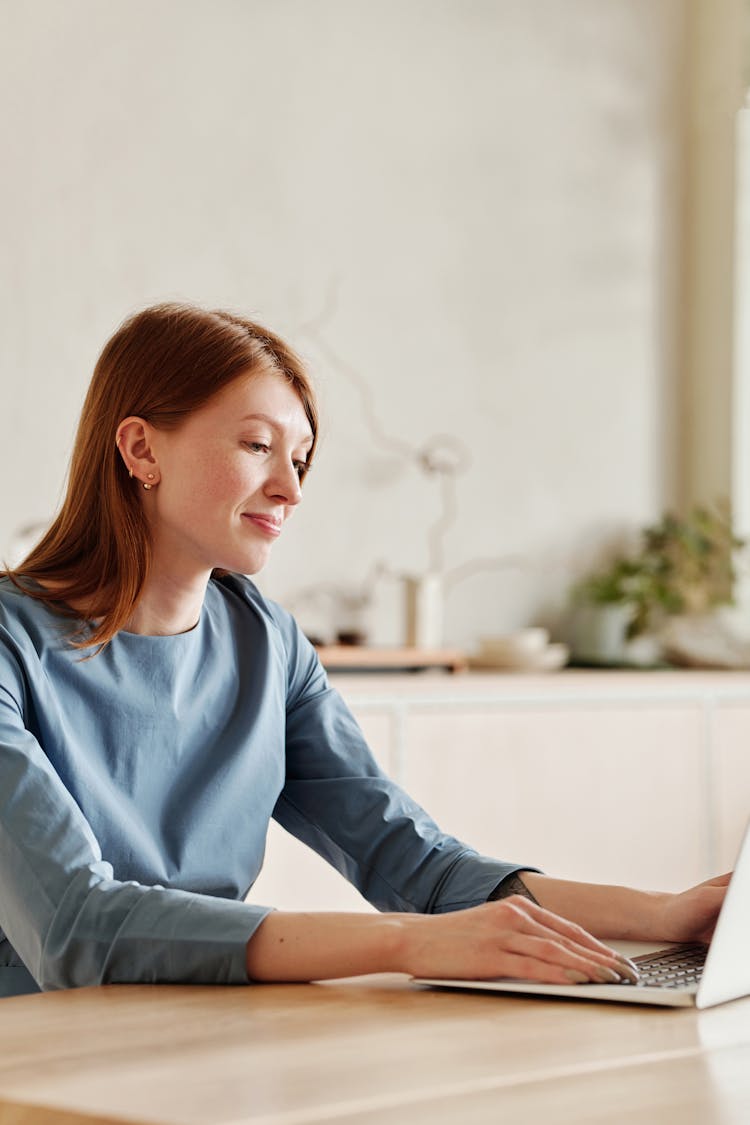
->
[659,872,732,943]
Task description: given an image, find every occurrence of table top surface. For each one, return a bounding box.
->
[1,974,750,1125]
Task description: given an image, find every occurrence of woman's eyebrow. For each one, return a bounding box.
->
[240,412,314,447]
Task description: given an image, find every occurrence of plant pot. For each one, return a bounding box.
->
[569,604,634,666]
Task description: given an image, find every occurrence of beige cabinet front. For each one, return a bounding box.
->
[400,705,708,891]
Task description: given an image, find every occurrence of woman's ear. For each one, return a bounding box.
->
[115,417,161,490]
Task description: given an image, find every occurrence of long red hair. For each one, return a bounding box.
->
[4,303,318,649]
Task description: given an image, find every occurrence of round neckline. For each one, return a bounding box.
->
[112,604,207,644]
[117,612,202,639]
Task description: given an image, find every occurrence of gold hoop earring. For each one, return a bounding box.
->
[143,482,152,490]
[128,467,133,479]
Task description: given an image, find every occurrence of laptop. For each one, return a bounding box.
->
[414,820,750,1009]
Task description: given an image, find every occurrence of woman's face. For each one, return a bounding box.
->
[145,369,314,580]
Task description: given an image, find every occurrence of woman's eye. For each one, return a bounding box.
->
[294,461,308,481]
[245,441,270,454]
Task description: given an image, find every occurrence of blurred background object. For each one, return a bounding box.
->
[568,503,746,665]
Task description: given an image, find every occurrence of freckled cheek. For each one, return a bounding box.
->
[159,470,225,524]
[192,465,255,515]
[159,449,255,522]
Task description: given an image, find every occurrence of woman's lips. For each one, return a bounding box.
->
[242,513,282,538]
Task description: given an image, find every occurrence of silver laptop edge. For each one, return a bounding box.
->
[695,817,750,1008]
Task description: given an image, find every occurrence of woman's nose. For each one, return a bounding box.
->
[267,460,302,506]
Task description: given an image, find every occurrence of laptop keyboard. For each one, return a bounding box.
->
[622,942,707,989]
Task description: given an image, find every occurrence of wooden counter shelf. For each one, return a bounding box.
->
[315,644,468,673]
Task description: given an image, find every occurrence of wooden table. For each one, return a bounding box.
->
[1,974,750,1124]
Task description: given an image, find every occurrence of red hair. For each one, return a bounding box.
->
[5,303,318,650]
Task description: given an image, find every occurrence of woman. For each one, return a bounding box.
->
[0,303,727,996]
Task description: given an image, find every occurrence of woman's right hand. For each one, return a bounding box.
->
[399,895,638,984]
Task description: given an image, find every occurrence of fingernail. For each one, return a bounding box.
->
[615,957,639,982]
[564,970,589,983]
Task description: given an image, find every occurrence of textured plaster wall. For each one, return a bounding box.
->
[0,0,685,647]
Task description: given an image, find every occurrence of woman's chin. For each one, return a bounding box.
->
[215,548,271,577]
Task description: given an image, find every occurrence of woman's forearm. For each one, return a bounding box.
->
[521,870,731,945]
[245,911,408,982]
[520,873,669,940]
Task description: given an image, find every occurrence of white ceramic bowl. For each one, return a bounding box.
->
[470,638,569,672]
[478,628,550,661]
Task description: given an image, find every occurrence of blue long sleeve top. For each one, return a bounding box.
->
[0,573,527,996]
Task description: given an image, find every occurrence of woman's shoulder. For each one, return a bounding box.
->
[0,576,68,686]
[0,574,28,605]
[210,573,295,634]
[210,574,325,696]
[0,575,58,630]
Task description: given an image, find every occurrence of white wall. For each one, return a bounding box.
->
[0,0,687,647]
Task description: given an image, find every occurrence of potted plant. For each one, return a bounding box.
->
[569,504,744,665]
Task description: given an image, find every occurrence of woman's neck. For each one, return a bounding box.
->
[122,571,209,636]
